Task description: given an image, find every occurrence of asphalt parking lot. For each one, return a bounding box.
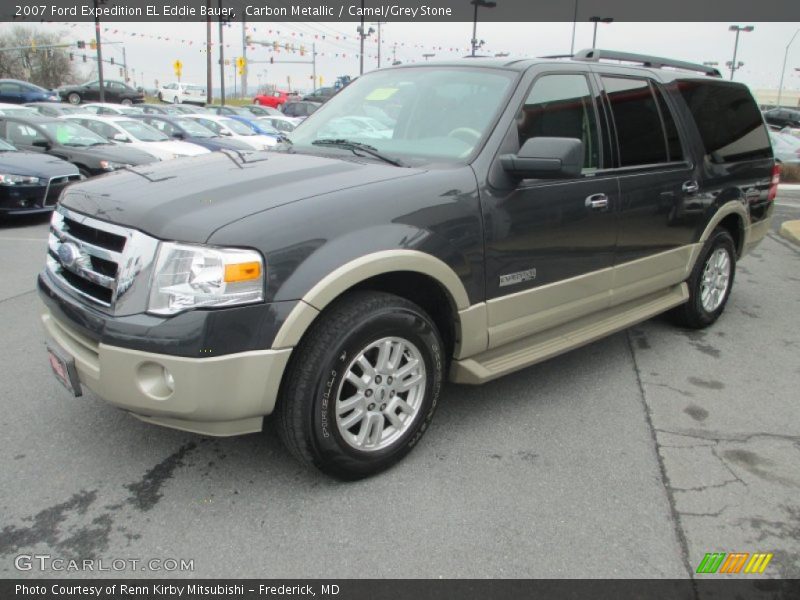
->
[0,193,798,582]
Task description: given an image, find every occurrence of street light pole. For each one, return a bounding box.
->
[218,0,226,105]
[728,25,754,81]
[590,17,613,49]
[570,0,579,55]
[470,0,497,57]
[776,28,800,108]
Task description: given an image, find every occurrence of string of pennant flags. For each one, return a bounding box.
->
[49,21,501,62]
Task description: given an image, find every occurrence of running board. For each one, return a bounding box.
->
[450,283,688,384]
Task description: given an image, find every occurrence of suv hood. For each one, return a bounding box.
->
[59,150,423,242]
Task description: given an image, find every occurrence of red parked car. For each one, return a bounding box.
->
[253,90,298,109]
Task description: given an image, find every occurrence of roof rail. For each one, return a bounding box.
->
[572,49,722,78]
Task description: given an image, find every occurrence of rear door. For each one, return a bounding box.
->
[595,73,700,302]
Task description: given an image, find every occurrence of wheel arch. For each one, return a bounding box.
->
[272,250,479,362]
[699,200,747,259]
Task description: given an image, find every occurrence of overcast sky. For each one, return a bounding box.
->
[15,20,800,93]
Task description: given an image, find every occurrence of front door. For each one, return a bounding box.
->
[482,72,619,348]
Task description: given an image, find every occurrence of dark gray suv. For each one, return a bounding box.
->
[38,50,776,479]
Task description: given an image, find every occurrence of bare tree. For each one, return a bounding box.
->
[0,26,83,88]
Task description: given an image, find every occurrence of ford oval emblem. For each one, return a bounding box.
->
[58,242,81,268]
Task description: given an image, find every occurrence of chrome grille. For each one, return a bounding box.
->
[46,206,160,314]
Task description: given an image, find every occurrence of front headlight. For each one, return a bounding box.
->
[0,173,43,185]
[148,242,264,315]
[99,160,130,171]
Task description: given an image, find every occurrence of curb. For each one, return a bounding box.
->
[779,220,800,246]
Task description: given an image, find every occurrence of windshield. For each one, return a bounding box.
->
[118,120,169,142]
[0,107,39,117]
[174,118,215,137]
[225,107,252,117]
[0,138,16,151]
[288,67,516,163]
[221,118,256,135]
[39,121,109,146]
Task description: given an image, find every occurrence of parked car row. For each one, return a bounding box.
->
[0,94,303,217]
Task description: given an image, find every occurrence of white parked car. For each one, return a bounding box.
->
[183,114,277,150]
[256,115,300,133]
[158,82,206,105]
[62,115,210,161]
[81,102,144,116]
[0,102,40,117]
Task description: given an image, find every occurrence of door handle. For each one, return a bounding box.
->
[682,181,700,194]
[585,193,609,211]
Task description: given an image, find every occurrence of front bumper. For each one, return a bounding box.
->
[42,307,292,436]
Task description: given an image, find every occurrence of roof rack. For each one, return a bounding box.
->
[572,49,722,78]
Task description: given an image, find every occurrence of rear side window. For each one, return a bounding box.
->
[602,76,670,166]
[676,80,771,163]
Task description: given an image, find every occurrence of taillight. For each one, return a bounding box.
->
[767,163,781,202]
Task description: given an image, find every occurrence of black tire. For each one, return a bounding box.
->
[120,98,133,106]
[157,92,164,102]
[277,291,444,480]
[670,227,736,329]
[67,92,81,105]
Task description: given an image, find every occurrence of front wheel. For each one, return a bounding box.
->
[277,291,444,480]
[67,92,81,105]
[120,98,133,106]
[671,227,736,329]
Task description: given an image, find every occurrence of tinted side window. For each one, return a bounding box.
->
[677,80,771,163]
[517,74,600,170]
[602,77,668,166]
[653,85,684,162]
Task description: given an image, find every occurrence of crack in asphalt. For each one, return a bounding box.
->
[625,331,696,583]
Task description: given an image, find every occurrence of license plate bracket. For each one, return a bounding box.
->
[47,344,82,397]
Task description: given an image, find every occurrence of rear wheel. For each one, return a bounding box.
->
[120,98,133,106]
[277,291,444,480]
[67,92,81,105]
[671,227,736,329]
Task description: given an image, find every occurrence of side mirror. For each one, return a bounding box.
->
[112,133,130,143]
[32,139,51,150]
[500,137,583,180]
[220,130,232,136]
[171,132,185,140]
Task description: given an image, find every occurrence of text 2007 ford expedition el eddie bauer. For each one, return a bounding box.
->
[39,50,777,479]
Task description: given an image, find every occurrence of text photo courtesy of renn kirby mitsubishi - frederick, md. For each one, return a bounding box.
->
[1,0,800,599]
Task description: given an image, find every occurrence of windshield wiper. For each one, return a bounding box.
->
[312,138,405,167]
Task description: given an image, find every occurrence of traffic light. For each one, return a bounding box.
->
[77,41,86,49]
[90,39,97,50]
[69,53,74,62]
[110,57,114,65]
[272,41,278,51]
[300,46,305,56]
[82,54,87,63]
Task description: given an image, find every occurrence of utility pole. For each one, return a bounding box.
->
[776,28,799,108]
[728,25,754,81]
[218,0,225,105]
[206,0,212,104]
[241,16,247,98]
[93,0,105,101]
[121,46,128,83]
[357,0,374,76]
[372,21,386,68]
[312,42,317,92]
